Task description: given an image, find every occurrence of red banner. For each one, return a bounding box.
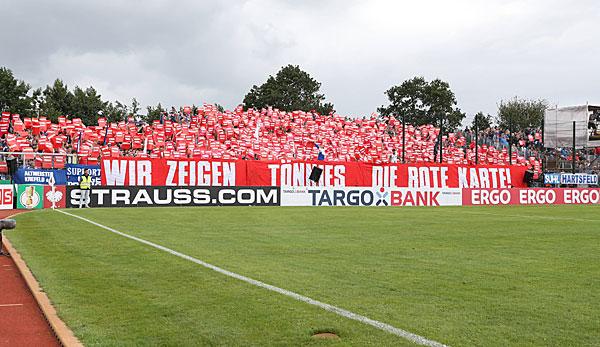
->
[43,186,66,209]
[463,188,600,205]
[101,159,242,186]
[101,159,528,188]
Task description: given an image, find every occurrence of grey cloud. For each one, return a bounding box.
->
[1,0,599,121]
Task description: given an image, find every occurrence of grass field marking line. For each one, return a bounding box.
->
[55,209,448,347]
[0,303,24,307]
[461,211,600,223]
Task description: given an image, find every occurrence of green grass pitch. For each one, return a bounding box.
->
[6,205,600,346]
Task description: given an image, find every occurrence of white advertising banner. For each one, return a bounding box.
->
[281,186,462,207]
[544,105,590,148]
[389,188,463,207]
[559,173,598,185]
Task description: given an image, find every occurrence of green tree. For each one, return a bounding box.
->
[41,79,74,121]
[497,97,547,132]
[103,100,128,123]
[130,98,140,119]
[30,88,43,116]
[0,67,32,115]
[144,102,165,123]
[71,86,107,125]
[378,76,465,131]
[471,112,493,130]
[243,65,334,115]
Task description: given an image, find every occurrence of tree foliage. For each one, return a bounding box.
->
[243,65,334,115]
[471,112,493,130]
[130,98,140,119]
[496,97,548,132]
[1,67,132,124]
[30,88,43,116]
[71,86,107,125]
[104,101,128,123]
[41,79,74,121]
[144,102,165,123]
[378,77,465,131]
[0,67,32,115]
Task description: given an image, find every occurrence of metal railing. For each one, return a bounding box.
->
[0,152,79,170]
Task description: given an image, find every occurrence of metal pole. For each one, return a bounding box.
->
[439,115,443,163]
[402,114,406,163]
[573,120,576,174]
[475,115,478,165]
[541,116,545,146]
[508,115,512,165]
[541,114,545,172]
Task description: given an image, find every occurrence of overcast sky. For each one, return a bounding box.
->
[1,0,599,121]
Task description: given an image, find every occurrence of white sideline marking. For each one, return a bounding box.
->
[56,209,448,347]
[0,304,23,307]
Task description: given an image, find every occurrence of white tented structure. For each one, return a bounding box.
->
[544,104,600,149]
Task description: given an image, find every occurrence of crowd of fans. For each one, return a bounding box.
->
[0,105,544,173]
[460,126,543,161]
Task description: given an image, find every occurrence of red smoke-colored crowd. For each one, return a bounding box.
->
[0,104,542,173]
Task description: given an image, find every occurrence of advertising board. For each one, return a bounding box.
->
[462,188,600,205]
[66,186,280,208]
[281,187,462,207]
[0,184,14,210]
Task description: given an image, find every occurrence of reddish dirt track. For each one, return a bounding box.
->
[0,210,60,347]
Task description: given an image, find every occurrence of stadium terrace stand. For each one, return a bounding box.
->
[0,106,542,173]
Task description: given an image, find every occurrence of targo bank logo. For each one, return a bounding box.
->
[308,188,389,206]
[306,187,447,207]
